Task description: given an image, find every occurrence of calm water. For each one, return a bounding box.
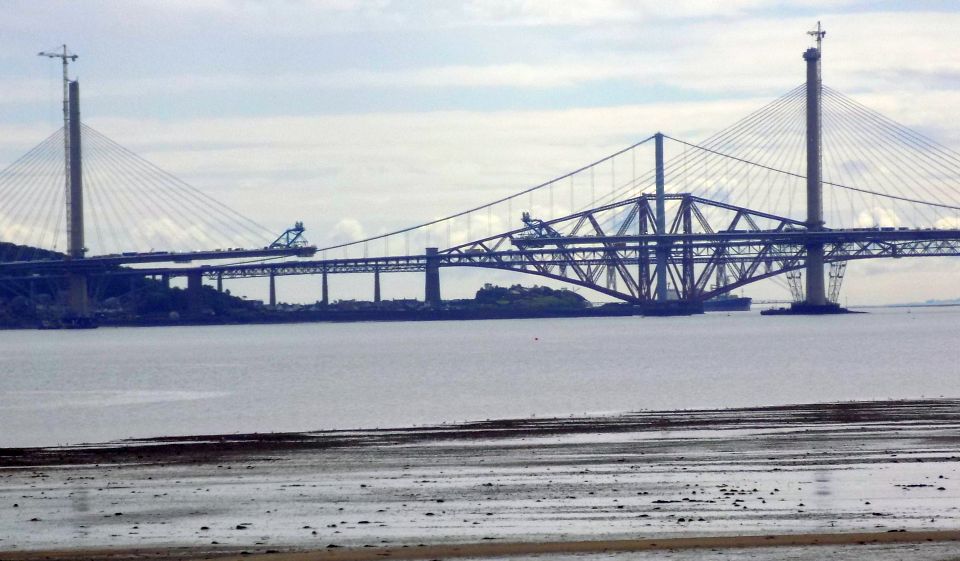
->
[1,307,958,448]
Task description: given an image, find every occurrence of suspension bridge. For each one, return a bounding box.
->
[5,30,960,320]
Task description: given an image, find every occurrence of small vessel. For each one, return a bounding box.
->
[703,293,752,312]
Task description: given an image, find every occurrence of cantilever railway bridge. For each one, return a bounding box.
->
[6,33,960,316]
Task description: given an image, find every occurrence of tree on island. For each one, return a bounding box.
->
[471,283,590,310]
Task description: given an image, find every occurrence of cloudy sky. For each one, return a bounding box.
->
[3,0,960,304]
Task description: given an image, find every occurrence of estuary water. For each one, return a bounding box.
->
[1,306,958,448]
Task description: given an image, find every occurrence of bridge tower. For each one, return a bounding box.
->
[40,46,89,319]
[803,23,827,308]
[654,132,668,302]
[65,79,89,317]
[756,23,852,316]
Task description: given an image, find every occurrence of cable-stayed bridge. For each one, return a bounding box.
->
[5,36,960,318]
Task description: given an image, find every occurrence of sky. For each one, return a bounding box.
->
[3,0,960,305]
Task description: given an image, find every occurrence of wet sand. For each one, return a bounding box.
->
[2,399,960,559]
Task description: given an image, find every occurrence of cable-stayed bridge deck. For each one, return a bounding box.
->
[0,246,315,273]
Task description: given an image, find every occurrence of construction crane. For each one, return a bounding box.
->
[270,221,309,248]
[38,45,79,248]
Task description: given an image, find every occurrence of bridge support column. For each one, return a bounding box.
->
[803,46,828,307]
[763,32,851,316]
[187,272,203,313]
[216,273,223,293]
[654,132,668,302]
[161,274,170,289]
[321,270,329,306]
[66,274,89,317]
[268,272,277,308]
[373,268,381,304]
[65,80,89,319]
[424,247,441,307]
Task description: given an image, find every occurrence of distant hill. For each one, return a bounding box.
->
[0,241,257,327]
[0,241,64,262]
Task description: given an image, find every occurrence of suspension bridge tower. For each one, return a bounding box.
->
[804,23,828,307]
[39,45,90,321]
[771,23,850,315]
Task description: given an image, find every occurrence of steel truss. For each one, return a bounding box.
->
[7,194,960,304]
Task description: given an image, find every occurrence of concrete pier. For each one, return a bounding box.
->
[187,272,203,313]
[373,268,381,304]
[425,247,441,306]
[269,272,277,308]
[321,270,329,306]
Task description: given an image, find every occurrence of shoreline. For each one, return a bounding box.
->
[5,530,960,560]
[3,397,957,466]
[0,305,637,331]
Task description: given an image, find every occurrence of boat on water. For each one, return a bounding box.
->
[703,293,752,312]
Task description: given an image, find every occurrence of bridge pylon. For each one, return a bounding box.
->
[765,23,852,316]
[803,43,827,307]
[65,79,90,321]
[654,132,668,302]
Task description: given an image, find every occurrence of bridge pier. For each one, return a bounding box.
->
[66,273,89,316]
[161,273,170,290]
[268,272,277,308]
[187,271,203,313]
[373,268,381,304]
[216,272,223,293]
[425,247,441,306]
[321,269,329,306]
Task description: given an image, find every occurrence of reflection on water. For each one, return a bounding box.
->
[2,306,959,447]
[813,469,836,530]
[815,470,832,497]
[0,390,230,410]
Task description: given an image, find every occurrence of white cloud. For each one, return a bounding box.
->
[855,207,901,228]
[330,218,366,245]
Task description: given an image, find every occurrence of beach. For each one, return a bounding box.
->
[2,399,960,559]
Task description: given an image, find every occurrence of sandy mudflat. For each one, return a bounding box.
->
[2,399,960,559]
